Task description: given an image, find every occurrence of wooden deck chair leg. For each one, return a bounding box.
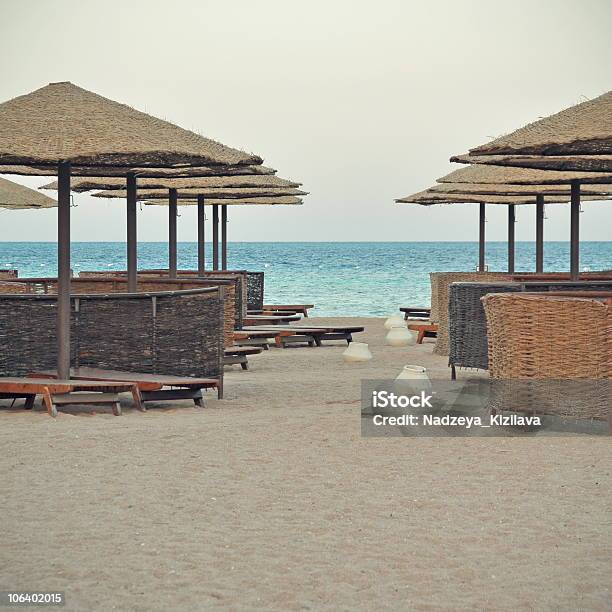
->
[417,330,426,344]
[130,385,146,412]
[193,390,205,408]
[217,379,223,400]
[42,387,58,418]
[240,359,249,371]
[112,402,122,416]
[450,365,456,381]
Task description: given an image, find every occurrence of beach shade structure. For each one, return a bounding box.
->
[93,187,307,271]
[432,165,612,272]
[451,91,612,278]
[42,173,306,272]
[95,185,304,272]
[396,189,609,274]
[466,91,612,158]
[0,164,276,178]
[449,154,612,173]
[93,186,307,199]
[0,81,263,380]
[436,164,612,187]
[40,172,298,192]
[0,176,56,209]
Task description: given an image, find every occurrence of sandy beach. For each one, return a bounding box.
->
[1,317,610,611]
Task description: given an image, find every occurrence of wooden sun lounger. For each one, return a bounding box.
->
[400,306,431,320]
[407,323,438,344]
[243,324,364,346]
[243,314,302,326]
[241,328,319,348]
[224,346,263,370]
[233,329,296,350]
[0,377,138,417]
[29,368,220,407]
[262,304,314,317]
[248,309,301,317]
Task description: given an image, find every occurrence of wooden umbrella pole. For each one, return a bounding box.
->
[57,161,71,380]
[570,180,580,280]
[126,172,138,292]
[197,194,205,275]
[221,205,228,270]
[169,188,178,278]
[212,205,219,270]
[535,195,544,273]
[478,202,486,271]
[507,204,515,274]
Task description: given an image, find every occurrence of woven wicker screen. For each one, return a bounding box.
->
[0,289,224,378]
[429,272,512,356]
[483,293,611,421]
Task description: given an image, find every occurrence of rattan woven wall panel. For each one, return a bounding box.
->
[246,272,264,310]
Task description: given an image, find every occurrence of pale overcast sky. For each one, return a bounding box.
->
[0,0,610,242]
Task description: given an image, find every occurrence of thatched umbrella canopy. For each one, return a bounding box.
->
[0,82,261,169]
[40,173,302,192]
[92,187,307,199]
[395,190,607,205]
[144,195,304,206]
[396,188,609,273]
[0,164,276,178]
[467,91,611,157]
[437,164,612,186]
[450,153,612,173]
[0,81,265,379]
[0,176,56,209]
[429,181,612,197]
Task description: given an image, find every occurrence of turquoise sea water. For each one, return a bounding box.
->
[1,241,611,316]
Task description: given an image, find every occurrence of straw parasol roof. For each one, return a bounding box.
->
[0,82,262,169]
[40,173,302,192]
[395,189,609,206]
[144,196,304,206]
[0,164,276,178]
[468,91,611,156]
[450,153,612,174]
[0,176,56,209]
[429,181,612,197]
[437,163,612,186]
[93,187,307,200]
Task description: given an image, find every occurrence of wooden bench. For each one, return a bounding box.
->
[0,377,139,417]
[224,346,263,370]
[29,368,220,407]
[407,323,438,344]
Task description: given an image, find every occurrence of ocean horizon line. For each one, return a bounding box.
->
[1,240,611,245]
